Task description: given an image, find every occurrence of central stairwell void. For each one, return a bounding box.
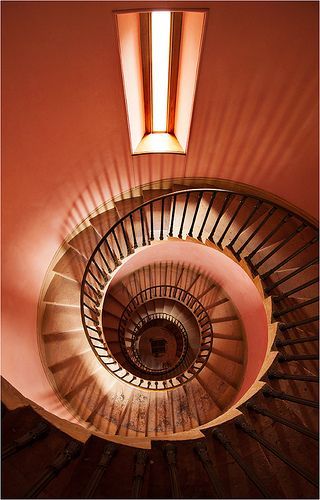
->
[4,180,318,498]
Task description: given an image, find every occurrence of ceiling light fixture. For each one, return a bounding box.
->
[151,11,171,132]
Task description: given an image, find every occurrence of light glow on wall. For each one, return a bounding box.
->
[151,11,171,132]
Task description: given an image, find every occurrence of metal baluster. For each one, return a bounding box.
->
[25,441,82,498]
[247,213,292,260]
[83,290,99,307]
[150,202,154,241]
[268,371,318,383]
[266,257,318,292]
[197,191,216,241]
[91,259,108,282]
[228,200,262,249]
[274,296,318,317]
[237,206,276,255]
[140,208,147,246]
[2,422,49,460]
[211,428,272,498]
[132,449,148,498]
[83,302,99,316]
[208,193,232,242]
[275,335,318,347]
[97,248,112,274]
[278,353,318,362]
[169,194,177,237]
[82,443,117,498]
[88,268,104,289]
[160,198,165,240]
[273,277,318,302]
[178,192,190,238]
[246,402,318,440]
[217,196,245,247]
[120,220,133,255]
[194,441,225,498]
[188,191,203,238]
[164,444,182,498]
[111,228,124,259]
[104,238,120,265]
[84,313,99,325]
[279,315,319,331]
[255,221,306,269]
[236,419,318,487]
[129,213,138,249]
[261,236,318,279]
[263,386,318,408]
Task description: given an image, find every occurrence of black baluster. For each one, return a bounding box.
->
[82,443,117,498]
[84,302,99,316]
[120,220,133,255]
[278,353,318,362]
[237,206,276,255]
[273,277,318,302]
[247,213,292,260]
[104,237,120,266]
[261,236,318,279]
[246,402,318,440]
[279,315,319,331]
[2,421,49,460]
[129,213,138,249]
[169,194,177,237]
[217,196,245,247]
[92,259,108,281]
[263,386,318,408]
[160,198,165,240]
[95,248,112,274]
[208,193,232,242]
[112,228,124,259]
[188,191,203,237]
[197,191,216,241]
[140,208,147,246]
[268,371,318,383]
[266,257,318,292]
[178,192,190,238]
[88,268,104,289]
[255,221,306,269]
[274,296,318,317]
[276,335,318,347]
[228,200,262,249]
[25,440,82,498]
[236,419,317,487]
[83,290,99,307]
[150,202,154,241]
[84,313,99,325]
[164,443,182,498]
[211,428,271,498]
[194,441,224,498]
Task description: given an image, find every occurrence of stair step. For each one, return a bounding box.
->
[42,303,82,334]
[53,247,87,283]
[44,274,81,306]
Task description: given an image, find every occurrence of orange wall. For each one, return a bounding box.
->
[2,1,318,414]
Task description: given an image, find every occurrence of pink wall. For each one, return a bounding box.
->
[2,1,317,416]
[175,11,205,151]
[117,12,145,152]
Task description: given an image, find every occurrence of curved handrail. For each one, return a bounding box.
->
[80,187,318,390]
[128,312,190,376]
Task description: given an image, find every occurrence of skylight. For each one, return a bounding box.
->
[116,10,206,154]
[151,11,171,132]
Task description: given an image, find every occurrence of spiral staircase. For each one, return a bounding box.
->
[2,180,318,499]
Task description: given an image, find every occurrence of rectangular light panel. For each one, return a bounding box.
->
[151,11,171,132]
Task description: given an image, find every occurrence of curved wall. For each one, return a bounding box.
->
[2,1,317,414]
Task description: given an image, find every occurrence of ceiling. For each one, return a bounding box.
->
[2,1,318,410]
